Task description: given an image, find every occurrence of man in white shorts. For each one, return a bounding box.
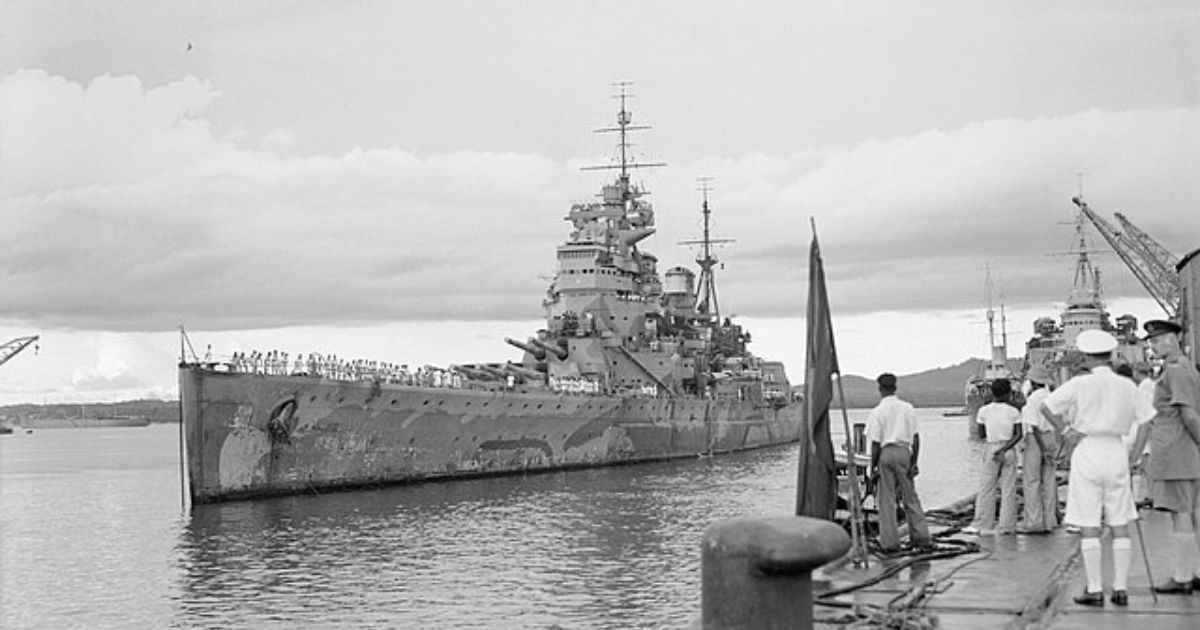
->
[1040,329,1156,606]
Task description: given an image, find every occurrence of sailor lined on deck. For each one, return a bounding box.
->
[1040,329,1156,607]
[865,372,932,553]
[964,378,1022,536]
[1020,365,1059,534]
[1127,319,1200,595]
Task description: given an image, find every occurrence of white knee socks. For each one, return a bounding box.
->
[1112,537,1131,591]
[1176,531,1196,582]
[1081,537,1102,593]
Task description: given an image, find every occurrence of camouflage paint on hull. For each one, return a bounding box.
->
[180,365,802,504]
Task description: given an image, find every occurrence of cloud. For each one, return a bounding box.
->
[2,70,1197,338]
[662,109,1199,317]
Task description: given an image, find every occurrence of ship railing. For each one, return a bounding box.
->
[207,351,470,389]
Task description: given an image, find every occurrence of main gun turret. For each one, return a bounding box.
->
[530,337,569,361]
[505,337,547,361]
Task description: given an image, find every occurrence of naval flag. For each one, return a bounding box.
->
[796,228,839,520]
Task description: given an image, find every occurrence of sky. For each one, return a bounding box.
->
[1,1,1197,404]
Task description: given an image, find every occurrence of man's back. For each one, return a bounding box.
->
[867,395,917,446]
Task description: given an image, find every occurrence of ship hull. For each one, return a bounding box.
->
[180,366,802,504]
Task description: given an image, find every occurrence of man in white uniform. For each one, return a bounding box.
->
[1040,329,1156,607]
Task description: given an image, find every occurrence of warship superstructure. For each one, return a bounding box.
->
[1023,198,1143,381]
[179,93,802,504]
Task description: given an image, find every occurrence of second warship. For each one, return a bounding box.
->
[179,92,803,504]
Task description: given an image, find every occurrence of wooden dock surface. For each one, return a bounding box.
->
[812,505,1200,629]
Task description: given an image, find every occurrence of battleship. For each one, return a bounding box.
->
[179,93,803,504]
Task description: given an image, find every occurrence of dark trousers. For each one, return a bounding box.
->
[878,444,931,549]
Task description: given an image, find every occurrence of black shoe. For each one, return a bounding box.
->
[1192,576,1200,591]
[1110,590,1127,606]
[1153,578,1194,595]
[1074,590,1104,606]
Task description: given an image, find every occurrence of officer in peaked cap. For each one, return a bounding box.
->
[1041,327,1155,606]
[1143,319,1184,340]
[1128,317,1200,595]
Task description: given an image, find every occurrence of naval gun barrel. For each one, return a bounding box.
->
[451,365,495,381]
[478,364,512,379]
[530,337,568,361]
[504,362,545,381]
[505,337,546,361]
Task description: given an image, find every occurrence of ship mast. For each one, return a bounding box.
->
[680,179,734,320]
[580,82,665,200]
[983,268,1009,375]
[1067,198,1105,310]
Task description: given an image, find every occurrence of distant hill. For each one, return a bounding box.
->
[0,399,180,424]
[834,357,1024,408]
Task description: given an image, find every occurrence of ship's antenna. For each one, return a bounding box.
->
[984,265,998,364]
[679,177,734,320]
[580,82,666,185]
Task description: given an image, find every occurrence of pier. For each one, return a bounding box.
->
[697,501,1198,629]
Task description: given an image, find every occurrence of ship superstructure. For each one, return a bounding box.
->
[1024,197,1143,381]
[178,91,801,504]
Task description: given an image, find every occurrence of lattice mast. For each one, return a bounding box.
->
[679,179,735,320]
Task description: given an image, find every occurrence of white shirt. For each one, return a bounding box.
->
[1021,387,1052,433]
[866,395,918,446]
[1042,366,1156,437]
[1122,376,1159,452]
[976,401,1021,443]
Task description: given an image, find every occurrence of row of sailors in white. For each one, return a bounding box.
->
[224,351,463,388]
[549,376,602,394]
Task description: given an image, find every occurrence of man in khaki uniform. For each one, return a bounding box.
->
[1129,319,1200,594]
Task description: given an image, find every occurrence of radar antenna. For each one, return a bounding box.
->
[580,82,666,183]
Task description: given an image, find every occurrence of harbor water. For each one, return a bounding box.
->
[1,408,980,630]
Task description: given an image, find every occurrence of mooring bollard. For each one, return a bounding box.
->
[701,516,850,630]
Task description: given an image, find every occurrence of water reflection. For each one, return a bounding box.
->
[174,444,805,630]
[171,414,979,630]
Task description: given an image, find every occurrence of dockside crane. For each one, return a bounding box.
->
[0,335,39,370]
[1071,196,1182,318]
